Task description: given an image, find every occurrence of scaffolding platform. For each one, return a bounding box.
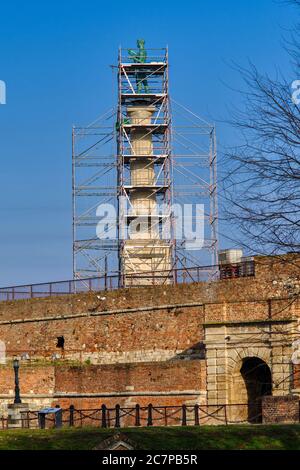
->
[123,154,168,163]
[121,63,166,75]
[122,123,168,134]
[124,184,169,192]
[121,94,166,104]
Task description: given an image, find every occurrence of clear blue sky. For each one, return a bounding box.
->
[0,0,297,286]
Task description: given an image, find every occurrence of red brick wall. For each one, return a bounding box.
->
[0,255,298,360]
[53,361,204,409]
[293,365,300,389]
[0,365,55,394]
[55,361,204,394]
[0,254,298,415]
[262,396,300,424]
[0,361,204,413]
[0,306,204,361]
[0,254,299,323]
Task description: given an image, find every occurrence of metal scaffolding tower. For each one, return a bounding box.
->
[117,46,173,286]
[72,43,218,285]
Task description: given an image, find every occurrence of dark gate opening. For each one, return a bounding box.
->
[240,357,272,423]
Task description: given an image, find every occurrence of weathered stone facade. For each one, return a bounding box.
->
[0,254,299,422]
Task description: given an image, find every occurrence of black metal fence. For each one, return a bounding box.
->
[0,402,269,430]
[0,261,255,302]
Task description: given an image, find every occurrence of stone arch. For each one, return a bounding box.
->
[227,347,271,374]
[227,348,272,423]
[240,357,272,423]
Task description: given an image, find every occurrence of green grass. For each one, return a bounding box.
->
[0,425,300,450]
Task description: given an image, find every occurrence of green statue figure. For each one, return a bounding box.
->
[128,39,149,94]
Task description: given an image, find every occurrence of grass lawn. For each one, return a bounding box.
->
[0,425,300,450]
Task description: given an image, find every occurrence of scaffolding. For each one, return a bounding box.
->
[171,98,218,274]
[117,47,173,286]
[72,44,218,285]
[72,110,118,280]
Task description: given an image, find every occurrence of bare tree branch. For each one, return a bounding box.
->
[223,7,300,255]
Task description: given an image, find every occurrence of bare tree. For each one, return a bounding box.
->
[222,2,300,255]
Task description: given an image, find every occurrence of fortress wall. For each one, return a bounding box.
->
[0,254,298,417]
[0,360,205,415]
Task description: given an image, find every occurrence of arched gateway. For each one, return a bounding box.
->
[228,354,272,423]
[203,320,293,424]
[239,357,272,422]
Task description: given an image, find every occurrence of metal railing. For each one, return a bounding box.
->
[0,261,255,303]
[0,402,268,430]
[120,48,167,64]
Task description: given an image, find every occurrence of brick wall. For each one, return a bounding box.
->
[293,365,300,389]
[0,364,55,415]
[0,306,205,363]
[0,360,205,415]
[0,254,299,323]
[0,254,298,417]
[54,360,205,409]
[0,364,55,396]
[0,255,298,364]
[262,396,300,424]
[55,361,204,395]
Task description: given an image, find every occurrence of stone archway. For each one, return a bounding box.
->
[228,354,272,423]
[205,323,293,422]
[240,357,272,423]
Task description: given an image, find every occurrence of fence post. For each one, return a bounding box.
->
[21,411,29,429]
[38,413,46,429]
[182,405,187,426]
[224,405,228,425]
[107,408,110,428]
[101,404,107,428]
[69,405,74,427]
[194,404,200,426]
[55,410,62,428]
[54,404,62,428]
[147,404,153,426]
[26,411,30,429]
[135,404,140,427]
[115,404,120,428]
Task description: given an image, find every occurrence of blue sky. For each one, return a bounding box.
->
[0,0,297,286]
